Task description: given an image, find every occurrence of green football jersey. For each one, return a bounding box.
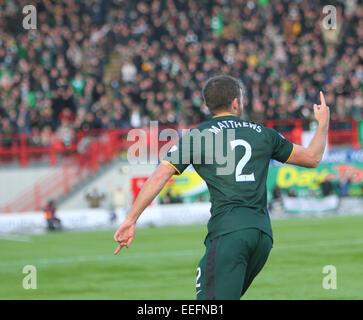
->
[163,115,294,242]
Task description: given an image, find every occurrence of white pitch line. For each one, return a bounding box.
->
[274,238,363,249]
[1,238,362,269]
[0,249,202,268]
[0,234,31,242]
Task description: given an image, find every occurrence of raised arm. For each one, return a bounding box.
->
[113,161,176,254]
[286,91,330,168]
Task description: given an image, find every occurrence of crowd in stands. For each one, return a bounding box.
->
[0,0,362,148]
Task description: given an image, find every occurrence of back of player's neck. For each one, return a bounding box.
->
[212,112,235,118]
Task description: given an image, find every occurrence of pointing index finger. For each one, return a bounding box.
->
[114,243,123,255]
[320,91,326,107]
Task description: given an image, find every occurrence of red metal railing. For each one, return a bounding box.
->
[0,163,82,213]
[265,117,360,149]
[1,118,359,169]
[0,125,189,167]
[0,134,120,213]
[0,125,184,213]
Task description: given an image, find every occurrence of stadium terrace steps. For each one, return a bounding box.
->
[55,158,121,208]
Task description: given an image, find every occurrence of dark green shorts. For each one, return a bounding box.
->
[196,228,272,300]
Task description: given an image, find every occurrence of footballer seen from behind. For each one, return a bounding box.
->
[113,75,330,300]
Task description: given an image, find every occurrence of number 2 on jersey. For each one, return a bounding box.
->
[230,139,255,182]
[196,267,201,288]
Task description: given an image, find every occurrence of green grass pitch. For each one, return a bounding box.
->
[1,214,363,299]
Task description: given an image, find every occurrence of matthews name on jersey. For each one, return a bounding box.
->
[163,115,294,243]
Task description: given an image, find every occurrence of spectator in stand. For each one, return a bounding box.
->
[272,185,282,201]
[112,186,127,209]
[287,189,297,198]
[160,189,182,204]
[0,118,14,147]
[56,118,75,148]
[43,200,62,232]
[321,176,334,197]
[85,187,106,208]
[268,184,283,212]
[338,174,351,198]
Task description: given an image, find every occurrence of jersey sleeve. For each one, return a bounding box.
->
[266,127,294,163]
[162,130,194,175]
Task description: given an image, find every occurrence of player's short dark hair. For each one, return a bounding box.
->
[202,75,243,114]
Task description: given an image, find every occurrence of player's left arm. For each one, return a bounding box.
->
[113,162,176,255]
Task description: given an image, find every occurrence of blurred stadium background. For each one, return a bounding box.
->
[0,0,362,299]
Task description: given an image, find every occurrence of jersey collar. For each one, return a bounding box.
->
[212,114,239,119]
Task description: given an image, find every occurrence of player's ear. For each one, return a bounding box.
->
[231,97,238,112]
